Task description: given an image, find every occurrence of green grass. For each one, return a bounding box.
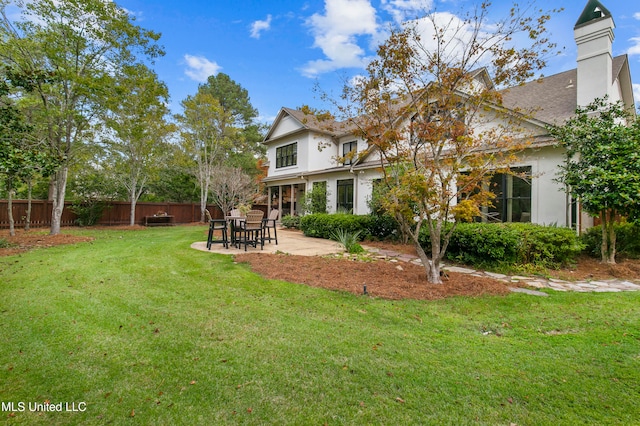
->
[1,226,639,425]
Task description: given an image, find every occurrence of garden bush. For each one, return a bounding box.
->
[366,213,401,241]
[420,222,583,269]
[71,201,107,227]
[300,213,372,239]
[581,222,640,259]
[330,229,365,254]
[280,214,300,229]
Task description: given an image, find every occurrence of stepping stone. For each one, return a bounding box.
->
[444,266,476,274]
[547,284,568,292]
[618,281,640,289]
[509,287,549,297]
[525,281,547,289]
[485,272,507,279]
[577,283,598,288]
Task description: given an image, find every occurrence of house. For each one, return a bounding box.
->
[261,0,635,231]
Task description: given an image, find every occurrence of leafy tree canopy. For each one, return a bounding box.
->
[548,97,640,263]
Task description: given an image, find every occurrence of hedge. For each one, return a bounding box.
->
[420,222,583,268]
[280,214,301,229]
[300,214,583,268]
[300,213,372,240]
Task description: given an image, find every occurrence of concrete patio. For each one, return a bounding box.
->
[190,227,344,256]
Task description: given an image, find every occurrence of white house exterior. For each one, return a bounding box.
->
[261,0,635,231]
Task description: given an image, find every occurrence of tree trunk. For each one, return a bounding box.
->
[606,211,616,264]
[24,179,32,231]
[50,167,68,235]
[130,198,137,226]
[7,180,15,237]
[414,238,443,284]
[600,209,616,264]
[200,185,207,223]
[129,179,139,226]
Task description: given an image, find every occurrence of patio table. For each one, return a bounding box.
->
[225,215,245,246]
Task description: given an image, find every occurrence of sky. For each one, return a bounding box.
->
[103,1,640,123]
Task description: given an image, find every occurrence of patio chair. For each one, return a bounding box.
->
[205,209,228,249]
[262,209,279,245]
[236,210,264,251]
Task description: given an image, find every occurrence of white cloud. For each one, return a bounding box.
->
[250,14,272,39]
[301,0,379,77]
[628,37,640,56]
[381,0,432,23]
[183,54,221,82]
[408,11,497,70]
[121,7,144,21]
[634,12,640,20]
[634,83,640,105]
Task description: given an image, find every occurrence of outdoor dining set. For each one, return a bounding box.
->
[205,208,279,251]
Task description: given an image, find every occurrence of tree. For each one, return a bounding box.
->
[209,165,258,219]
[328,2,559,283]
[144,144,200,203]
[178,92,236,221]
[197,73,266,173]
[103,64,174,226]
[548,97,640,264]
[0,0,163,234]
[0,66,58,235]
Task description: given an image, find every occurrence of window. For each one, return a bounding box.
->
[483,166,532,222]
[410,102,467,144]
[276,142,297,168]
[337,179,354,212]
[342,141,357,165]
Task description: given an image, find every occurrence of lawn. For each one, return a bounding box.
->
[0,226,638,425]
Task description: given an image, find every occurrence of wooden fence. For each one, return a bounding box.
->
[0,200,267,229]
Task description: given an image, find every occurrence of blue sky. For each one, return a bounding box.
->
[117,0,640,123]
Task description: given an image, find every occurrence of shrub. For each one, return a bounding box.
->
[330,229,365,254]
[445,223,522,266]
[420,222,583,269]
[300,213,372,239]
[70,201,107,227]
[299,182,328,214]
[280,214,300,229]
[581,222,640,259]
[0,238,13,249]
[366,213,401,241]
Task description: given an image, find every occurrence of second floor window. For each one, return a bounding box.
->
[276,142,297,168]
[342,141,357,165]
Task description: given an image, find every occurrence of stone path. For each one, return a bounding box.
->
[365,247,640,295]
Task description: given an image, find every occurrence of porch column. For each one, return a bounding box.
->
[267,186,272,217]
[290,184,295,216]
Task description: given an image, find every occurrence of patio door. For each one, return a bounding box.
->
[336,179,354,212]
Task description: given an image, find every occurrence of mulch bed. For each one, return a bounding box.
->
[235,253,514,300]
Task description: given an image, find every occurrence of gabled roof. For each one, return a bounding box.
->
[263,107,360,144]
[267,54,632,144]
[262,107,335,143]
[575,0,613,28]
[500,54,630,125]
